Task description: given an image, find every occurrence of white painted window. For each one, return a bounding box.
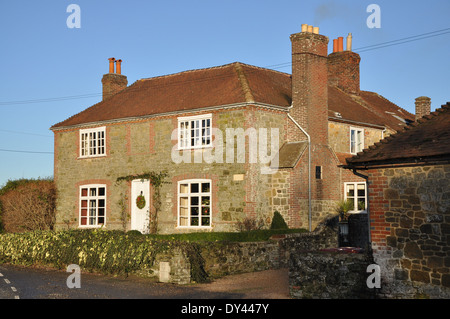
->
[80,127,106,158]
[350,127,364,154]
[80,185,106,227]
[344,182,367,213]
[178,179,211,228]
[178,114,211,150]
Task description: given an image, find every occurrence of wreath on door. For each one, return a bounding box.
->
[136,192,146,210]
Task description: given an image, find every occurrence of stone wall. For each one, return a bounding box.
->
[367,164,450,298]
[54,106,291,234]
[289,250,375,299]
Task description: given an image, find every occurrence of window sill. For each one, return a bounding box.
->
[78,154,107,160]
[176,146,213,152]
[349,210,367,214]
[176,226,213,229]
[78,225,105,228]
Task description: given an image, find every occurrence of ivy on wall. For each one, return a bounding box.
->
[116,171,170,234]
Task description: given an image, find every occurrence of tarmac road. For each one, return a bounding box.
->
[0,263,290,299]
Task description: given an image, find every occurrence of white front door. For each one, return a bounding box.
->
[131,179,150,234]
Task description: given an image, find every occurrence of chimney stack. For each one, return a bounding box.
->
[289,24,329,145]
[327,33,361,95]
[415,96,431,121]
[101,57,128,100]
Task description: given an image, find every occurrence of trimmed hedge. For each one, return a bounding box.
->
[0,229,170,274]
[0,228,306,277]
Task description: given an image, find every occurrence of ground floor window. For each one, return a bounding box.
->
[344,182,367,213]
[178,179,211,227]
[80,185,106,226]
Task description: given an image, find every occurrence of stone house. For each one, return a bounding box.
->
[344,101,450,298]
[50,25,413,234]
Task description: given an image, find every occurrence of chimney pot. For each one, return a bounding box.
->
[313,27,320,34]
[338,37,344,52]
[108,57,115,73]
[116,59,122,75]
[301,24,308,32]
[307,25,313,33]
[346,33,352,51]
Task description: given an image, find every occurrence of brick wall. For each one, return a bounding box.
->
[327,51,361,95]
[368,164,450,298]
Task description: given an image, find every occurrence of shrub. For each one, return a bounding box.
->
[235,217,265,232]
[270,211,289,230]
[0,178,56,233]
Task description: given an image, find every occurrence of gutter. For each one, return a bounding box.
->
[287,109,312,232]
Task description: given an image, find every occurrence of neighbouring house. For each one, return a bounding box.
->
[344,101,450,298]
[50,24,414,234]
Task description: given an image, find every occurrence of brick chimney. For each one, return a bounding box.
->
[327,33,361,95]
[101,57,128,100]
[289,24,329,146]
[415,96,431,121]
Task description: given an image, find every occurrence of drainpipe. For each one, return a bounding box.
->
[287,111,312,232]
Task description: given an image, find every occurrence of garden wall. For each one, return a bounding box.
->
[288,249,375,299]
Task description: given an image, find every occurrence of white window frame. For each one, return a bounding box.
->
[79,126,106,158]
[344,182,367,214]
[79,184,107,227]
[350,127,364,154]
[177,114,212,150]
[177,179,212,228]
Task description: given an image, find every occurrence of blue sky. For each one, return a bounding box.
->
[0,0,449,187]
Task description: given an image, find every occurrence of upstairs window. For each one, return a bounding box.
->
[80,127,106,158]
[178,114,212,150]
[350,128,364,154]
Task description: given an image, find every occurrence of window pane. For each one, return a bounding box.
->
[201,207,210,216]
[201,183,210,193]
[180,184,189,194]
[191,197,199,206]
[202,196,210,206]
[358,200,366,211]
[346,184,355,197]
[180,197,188,207]
[357,184,365,197]
[81,188,88,197]
[201,217,210,226]
[180,207,188,217]
[191,207,199,216]
[98,208,105,217]
[191,183,199,193]
[191,217,199,226]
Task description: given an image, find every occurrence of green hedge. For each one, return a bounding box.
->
[0,228,306,277]
[0,229,171,274]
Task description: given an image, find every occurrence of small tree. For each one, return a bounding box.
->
[270,211,289,230]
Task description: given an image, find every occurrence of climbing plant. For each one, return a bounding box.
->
[116,171,170,234]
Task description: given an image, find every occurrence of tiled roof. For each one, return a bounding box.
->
[51,62,413,130]
[51,62,292,129]
[345,102,450,168]
[273,141,308,168]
